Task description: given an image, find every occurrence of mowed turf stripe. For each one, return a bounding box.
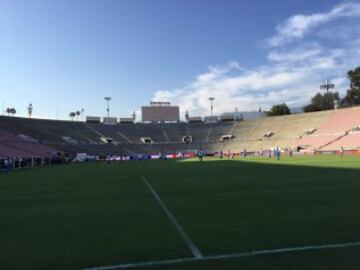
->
[84,241,360,270]
[141,176,203,259]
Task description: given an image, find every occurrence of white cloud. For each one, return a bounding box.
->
[153,43,352,117]
[152,2,360,118]
[267,2,360,47]
[268,43,323,62]
[153,64,312,117]
[318,24,360,41]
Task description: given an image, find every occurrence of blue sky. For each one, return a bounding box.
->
[1,0,360,120]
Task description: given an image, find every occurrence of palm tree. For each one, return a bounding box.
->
[75,111,81,121]
[69,112,76,121]
[6,108,16,116]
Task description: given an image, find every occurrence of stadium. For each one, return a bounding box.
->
[2,104,360,161]
[2,102,360,270]
[2,1,360,270]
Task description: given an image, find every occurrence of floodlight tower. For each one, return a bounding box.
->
[320,78,335,93]
[320,78,335,110]
[81,108,85,121]
[27,103,33,118]
[209,97,215,117]
[185,110,189,121]
[104,97,112,117]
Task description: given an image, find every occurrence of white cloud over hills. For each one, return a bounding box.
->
[153,1,360,118]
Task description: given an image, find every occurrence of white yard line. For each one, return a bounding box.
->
[141,176,203,259]
[84,241,360,270]
[84,257,195,270]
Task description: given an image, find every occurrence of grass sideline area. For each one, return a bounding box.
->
[1,155,360,269]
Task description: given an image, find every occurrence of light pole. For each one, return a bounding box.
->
[104,97,112,117]
[281,99,286,116]
[28,103,33,118]
[320,78,335,110]
[209,97,215,117]
[81,108,84,121]
[320,78,335,93]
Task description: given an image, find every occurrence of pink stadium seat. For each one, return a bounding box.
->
[5,142,58,157]
[0,128,59,158]
[294,107,360,150]
[0,143,35,158]
[295,134,340,149]
[315,107,360,135]
[0,128,20,142]
[324,133,360,149]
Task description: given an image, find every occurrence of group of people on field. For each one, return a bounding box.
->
[259,148,282,160]
[219,150,236,159]
[199,147,284,161]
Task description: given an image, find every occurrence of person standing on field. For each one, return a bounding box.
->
[4,159,9,173]
[276,147,281,160]
[198,149,204,161]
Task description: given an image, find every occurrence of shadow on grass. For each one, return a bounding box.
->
[1,156,360,270]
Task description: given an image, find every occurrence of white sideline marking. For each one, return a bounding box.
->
[141,176,203,259]
[84,241,360,270]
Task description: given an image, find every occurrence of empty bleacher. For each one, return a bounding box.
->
[0,116,101,144]
[295,107,360,150]
[224,110,333,151]
[0,127,60,159]
[2,106,360,157]
[321,133,360,150]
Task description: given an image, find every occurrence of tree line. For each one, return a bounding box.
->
[267,66,360,116]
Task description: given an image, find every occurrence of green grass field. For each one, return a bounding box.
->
[1,155,360,270]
